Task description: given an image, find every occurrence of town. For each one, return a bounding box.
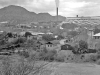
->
[0,16,100,59]
[0,0,100,75]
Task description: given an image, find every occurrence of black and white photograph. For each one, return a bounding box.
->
[0,0,100,75]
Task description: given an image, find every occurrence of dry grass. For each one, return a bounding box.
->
[0,54,52,75]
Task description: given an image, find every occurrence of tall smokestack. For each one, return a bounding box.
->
[55,0,59,22]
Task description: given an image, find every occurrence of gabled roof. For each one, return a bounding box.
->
[50,40,60,44]
[93,33,100,36]
[44,40,60,45]
[46,42,53,44]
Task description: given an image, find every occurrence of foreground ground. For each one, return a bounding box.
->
[45,62,100,75]
[0,55,100,75]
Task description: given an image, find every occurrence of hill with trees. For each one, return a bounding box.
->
[0,5,66,25]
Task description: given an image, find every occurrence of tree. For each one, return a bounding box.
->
[13,37,26,44]
[78,40,88,54]
[42,34,55,41]
[72,44,79,54]
[25,32,32,37]
[67,31,78,37]
[94,27,100,34]
[79,40,88,50]
[72,40,88,54]
[7,32,13,38]
[56,35,64,40]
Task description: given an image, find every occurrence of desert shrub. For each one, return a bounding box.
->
[0,40,6,45]
[24,40,38,50]
[96,59,100,65]
[84,53,98,62]
[0,55,48,75]
[55,51,67,62]
[97,54,100,59]
[25,32,32,37]
[55,55,65,62]
[89,54,98,62]
[44,50,57,62]
[73,40,88,54]
[42,34,55,41]
[38,49,57,62]
[13,37,26,45]
[18,51,29,58]
[0,56,13,75]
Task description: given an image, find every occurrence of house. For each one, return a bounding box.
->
[87,30,100,50]
[45,42,54,50]
[61,44,73,50]
[93,33,100,40]
[28,31,44,40]
[39,40,60,51]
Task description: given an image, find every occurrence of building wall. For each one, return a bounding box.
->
[93,36,100,40]
[45,44,55,50]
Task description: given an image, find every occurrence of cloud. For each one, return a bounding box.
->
[59,1,91,17]
[26,0,55,12]
[0,0,99,17]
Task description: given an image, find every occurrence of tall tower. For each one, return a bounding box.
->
[55,0,59,22]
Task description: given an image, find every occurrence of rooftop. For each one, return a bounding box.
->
[93,33,100,36]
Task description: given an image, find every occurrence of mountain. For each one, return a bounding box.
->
[0,5,66,24]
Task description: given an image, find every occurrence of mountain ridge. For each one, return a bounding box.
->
[0,5,66,24]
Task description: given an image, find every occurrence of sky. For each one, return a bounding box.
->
[0,0,99,17]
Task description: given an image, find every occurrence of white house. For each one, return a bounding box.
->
[93,33,100,40]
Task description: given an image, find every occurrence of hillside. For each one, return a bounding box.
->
[0,5,66,24]
[61,23,78,30]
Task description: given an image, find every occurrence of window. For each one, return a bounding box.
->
[48,45,49,47]
[95,37,97,39]
[50,44,53,47]
[98,36,99,39]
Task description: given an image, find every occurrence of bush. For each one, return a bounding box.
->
[0,55,48,75]
[73,40,88,54]
[25,32,32,37]
[38,49,57,61]
[55,55,65,62]
[96,59,100,65]
[13,37,26,44]
[42,34,55,41]
[54,51,67,62]
[18,51,29,58]
[84,53,98,62]
[44,50,57,61]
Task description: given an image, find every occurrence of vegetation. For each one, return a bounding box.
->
[0,29,100,74]
[42,34,55,41]
[0,55,50,75]
[67,31,78,37]
[94,27,100,34]
[73,40,88,54]
[25,32,32,37]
